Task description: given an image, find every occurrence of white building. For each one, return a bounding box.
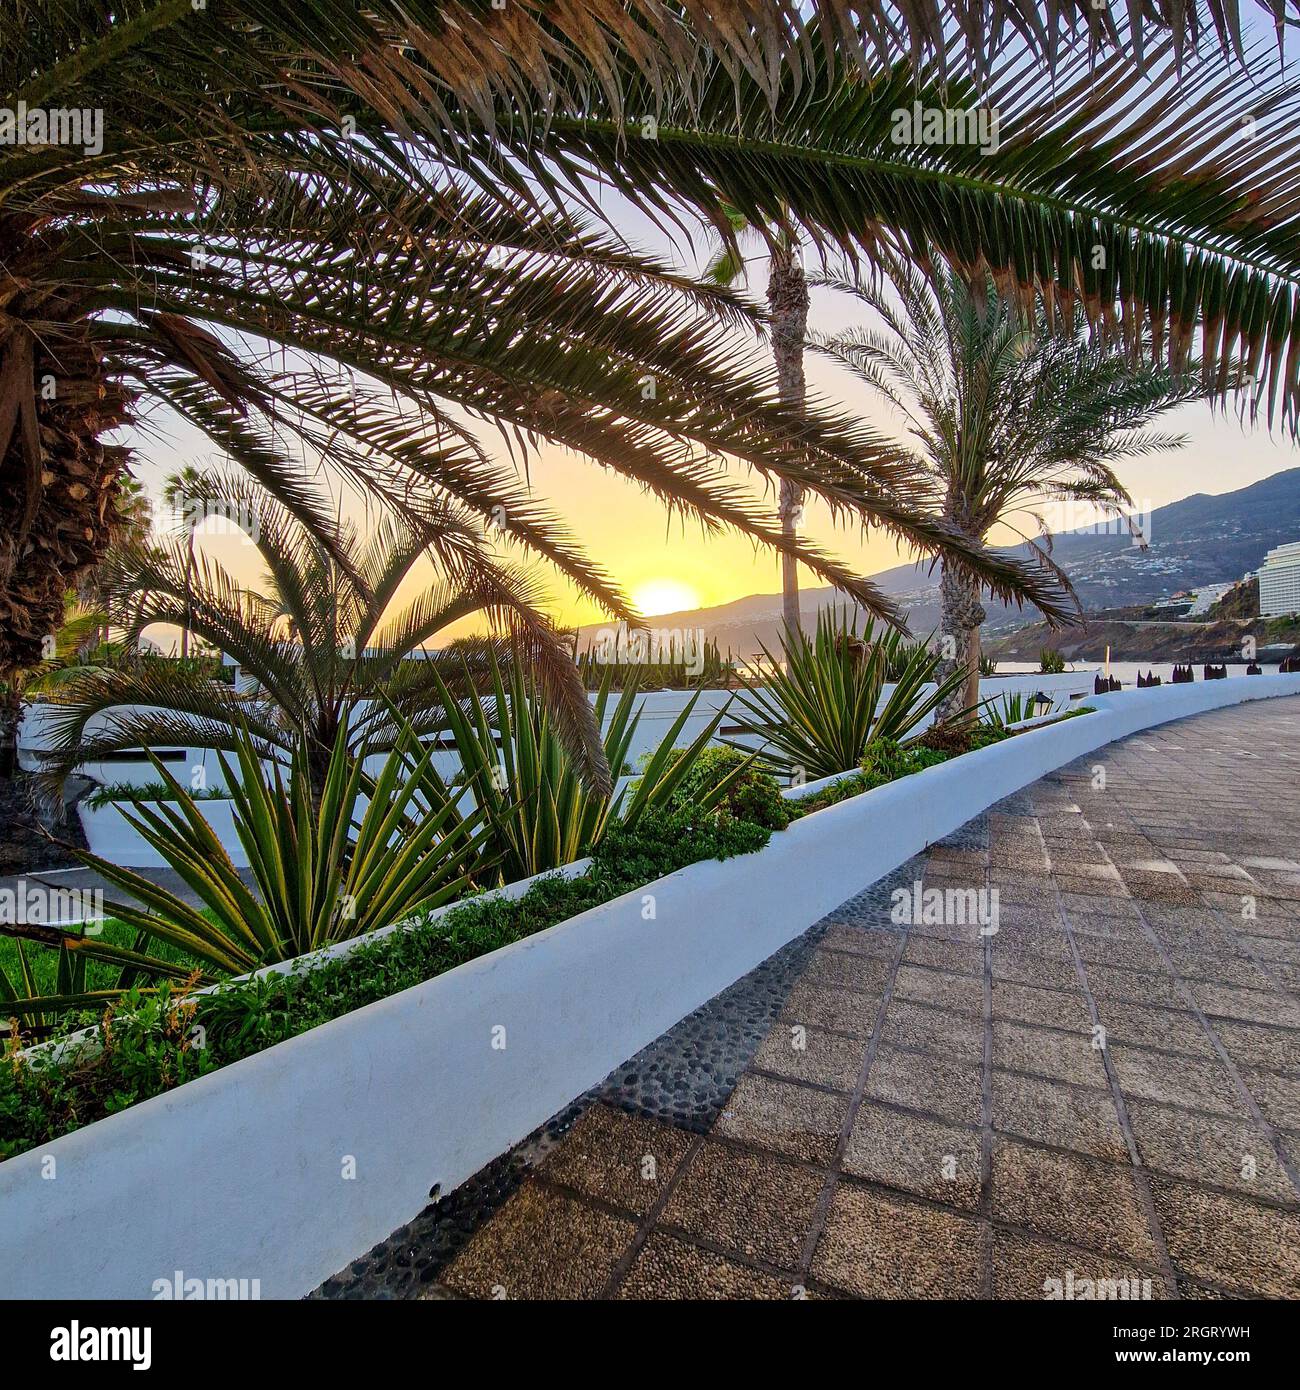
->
[1258,541,1300,617]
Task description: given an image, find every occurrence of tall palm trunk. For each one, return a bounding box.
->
[936,486,986,725]
[181,531,195,660]
[0,216,133,676]
[767,243,808,635]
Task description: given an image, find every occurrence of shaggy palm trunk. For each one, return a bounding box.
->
[0,215,133,676]
[767,244,808,636]
[935,488,986,725]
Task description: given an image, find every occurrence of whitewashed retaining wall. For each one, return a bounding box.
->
[4,674,1294,1300]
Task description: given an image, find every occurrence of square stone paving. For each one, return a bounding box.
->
[322,701,1300,1301]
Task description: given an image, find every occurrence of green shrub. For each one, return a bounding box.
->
[595,804,771,884]
[82,781,233,810]
[663,745,790,830]
[968,725,1013,750]
[1039,648,1066,674]
[786,771,871,817]
[859,738,950,787]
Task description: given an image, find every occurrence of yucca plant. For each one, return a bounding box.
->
[981,691,1030,729]
[427,653,752,882]
[5,714,498,1000]
[1,939,112,1040]
[726,611,968,781]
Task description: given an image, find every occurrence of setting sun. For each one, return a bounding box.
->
[630,578,701,617]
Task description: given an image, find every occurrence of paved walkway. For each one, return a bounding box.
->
[321,699,1300,1300]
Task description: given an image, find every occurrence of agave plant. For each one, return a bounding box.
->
[981,691,1031,729]
[2,714,498,1001]
[725,612,968,781]
[426,653,752,882]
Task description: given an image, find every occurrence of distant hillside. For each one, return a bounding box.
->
[576,468,1300,659]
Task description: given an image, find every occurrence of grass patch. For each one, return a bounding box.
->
[0,918,199,998]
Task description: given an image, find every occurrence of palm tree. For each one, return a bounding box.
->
[706,206,809,634]
[4,4,1295,708]
[818,259,1214,717]
[0,599,105,782]
[0,11,1079,704]
[40,471,571,799]
[494,16,1300,430]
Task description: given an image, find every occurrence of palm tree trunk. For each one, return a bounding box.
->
[181,530,194,660]
[767,243,808,635]
[935,489,986,726]
[0,683,22,781]
[0,216,133,677]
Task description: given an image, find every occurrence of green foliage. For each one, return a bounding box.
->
[42,474,607,795]
[725,611,968,781]
[968,725,1014,750]
[1039,648,1066,674]
[9,714,499,1011]
[82,781,232,810]
[0,940,96,1042]
[786,772,872,817]
[788,733,958,817]
[662,745,790,830]
[594,805,771,885]
[859,738,950,787]
[427,651,736,881]
[981,691,1030,728]
[1,801,774,1162]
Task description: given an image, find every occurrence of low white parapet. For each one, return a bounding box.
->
[3,674,1296,1299]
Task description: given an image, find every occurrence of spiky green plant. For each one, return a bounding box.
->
[981,691,1031,729]
[426,652,753,882]
[0,939,123,1041]
[38,470,598,794]
[1,713,498,1001]
[725,611,968,781]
